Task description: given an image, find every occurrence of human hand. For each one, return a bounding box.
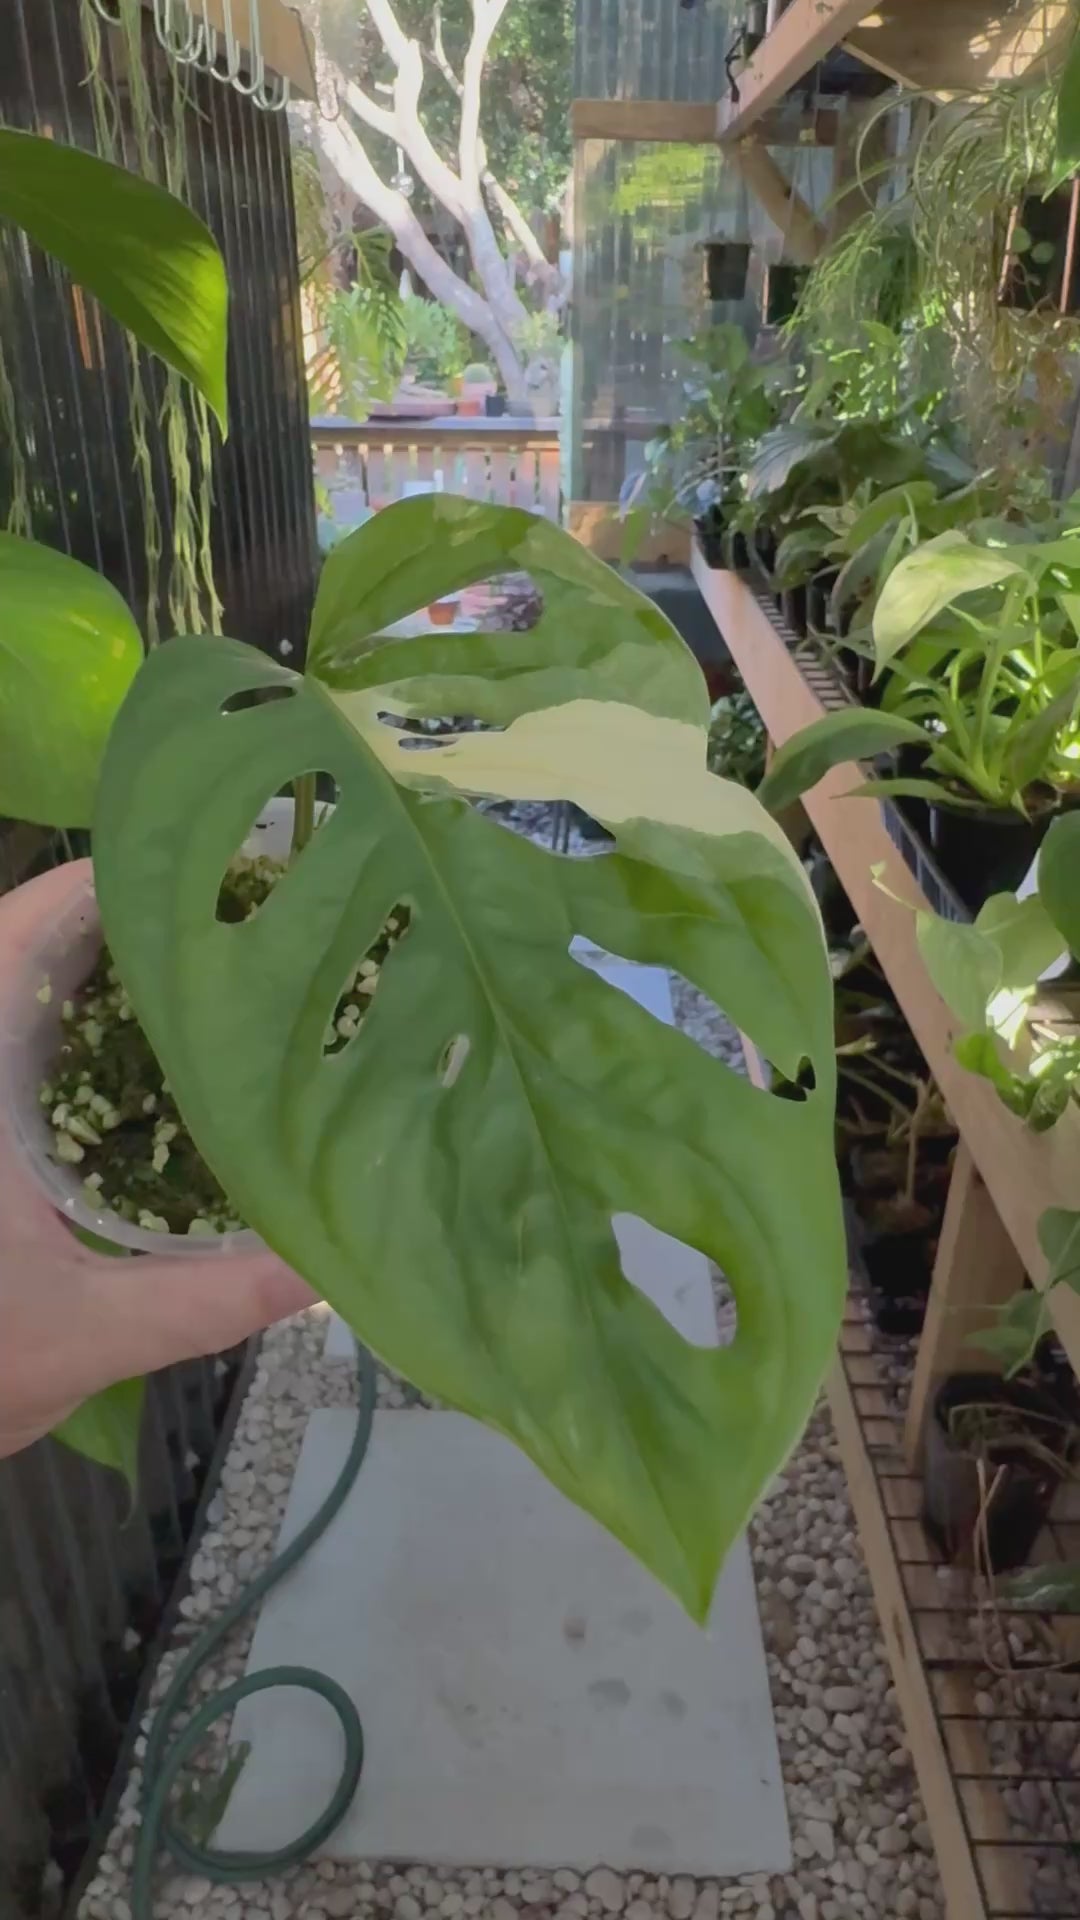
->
[0,860,315,1457]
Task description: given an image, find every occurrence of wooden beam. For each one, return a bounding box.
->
[729,141,826,265]
[570,99,719,143]
[717,0,877,145]
[139,0,316,98]
[845,0,1072,94]
[903,1143,1026,1468]
[827,1350,993,1920]
[571,97,839,148]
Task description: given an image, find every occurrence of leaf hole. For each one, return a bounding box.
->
[215,782,338,925]
[219,684,297,717]
[614,1214,736,1350]
[765,1057,816,1103]
[322,902,412,1058]
[437,1033,471,1088]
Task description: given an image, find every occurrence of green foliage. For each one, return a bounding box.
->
[309,277,407,418]
[316,0,572,216]
[755,709,928,817]
[0,534,143,828]
[1039,810,1080,957]
[622,325,787,549]
[0,127,228,429]
[871,533,1026,672]
[93,496,846,1619]
[706,691,767,787]
[53,1377,144,1491]
[1053,17,1080,184]
[512,309,562,361]
[401,296,472,386]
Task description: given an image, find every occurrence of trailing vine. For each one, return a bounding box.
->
[78,0,222,642]
[791,63,1080,473]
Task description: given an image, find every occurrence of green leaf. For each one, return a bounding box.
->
[94,631,846,1621]
[839,481,937,557]
[743,424,833,501]
[0,534,143,827]
[1001,675,1080,792]
[1055,24,1080,182]
[954,1031,1034,1115]
[967,1289,1049,1375]
[0,129,227,427]
[996,1561,1080,1610]
[755,709,929,816]
[973,892,1066,1003]
[53,1376,144,1490]
[847,775,976,806]
[871,532,1024,673]
[307,496,709,729]
[1039,812,1080,958]
[916,914,1002,1033]
[1039,1205,1080,1296]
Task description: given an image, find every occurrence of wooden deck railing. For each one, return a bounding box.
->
[311,414,562,522]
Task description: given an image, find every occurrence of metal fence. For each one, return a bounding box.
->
[0,1352,249,1919]
[311,415,562,526]
[0,4,316,1912]
[0,0,318,655]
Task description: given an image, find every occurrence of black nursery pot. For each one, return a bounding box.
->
[779,584,808,639]
[693,507,748,570]
[484,393,507,417]
[922,1373,1067,1571]
[705,241,751,303]
[763,263,809,326]
[862,1231,932,1337]
[929,802,1051,914]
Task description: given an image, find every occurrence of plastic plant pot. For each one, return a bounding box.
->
[922,1373,1069,1570]
[2,799,308,1259]
[928,802,1051,914]
[428,598,460,626]
[705,242,751,303]
[1,870,258,1259]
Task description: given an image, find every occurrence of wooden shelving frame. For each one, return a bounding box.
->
[699,554,1080,1920]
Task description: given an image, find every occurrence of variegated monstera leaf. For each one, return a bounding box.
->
[94,497,845,1619]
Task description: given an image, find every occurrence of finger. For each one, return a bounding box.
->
[83,1248,318,1384]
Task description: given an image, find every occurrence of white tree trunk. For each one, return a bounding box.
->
[310,107,527,404]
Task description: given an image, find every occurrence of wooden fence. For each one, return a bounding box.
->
[310,415,562,523]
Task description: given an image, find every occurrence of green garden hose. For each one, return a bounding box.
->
[131,1343,378,1917]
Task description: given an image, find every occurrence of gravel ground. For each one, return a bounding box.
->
[77,955,947,1920]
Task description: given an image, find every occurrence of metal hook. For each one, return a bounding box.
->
[153,0,201,61]
[88,0,124,23]
[199,0,243,84]
[228,0,265,97]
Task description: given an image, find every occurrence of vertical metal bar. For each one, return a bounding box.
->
[228,78,286,643]
[45,0,141,612]
[243,95,293,645]
[264,106,318,649]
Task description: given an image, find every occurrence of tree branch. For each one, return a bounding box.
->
[460,0,511,197]
[429,4,464,99]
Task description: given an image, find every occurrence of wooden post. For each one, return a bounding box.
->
[904,1143,1026,1468]
[730,141,826,265]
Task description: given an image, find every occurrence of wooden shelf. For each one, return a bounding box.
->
[717,0,1069,145]
[693,553,1080,1378]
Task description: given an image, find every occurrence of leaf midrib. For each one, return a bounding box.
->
[314,677,692,1566]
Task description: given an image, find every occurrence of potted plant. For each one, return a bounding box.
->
[458,359,496,416]
[754,527,1080,909]
[1,479,849,1621]
[621,323,785,567]
[923,1370,1077,1569]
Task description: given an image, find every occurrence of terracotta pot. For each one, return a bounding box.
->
[428,599,459,626]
